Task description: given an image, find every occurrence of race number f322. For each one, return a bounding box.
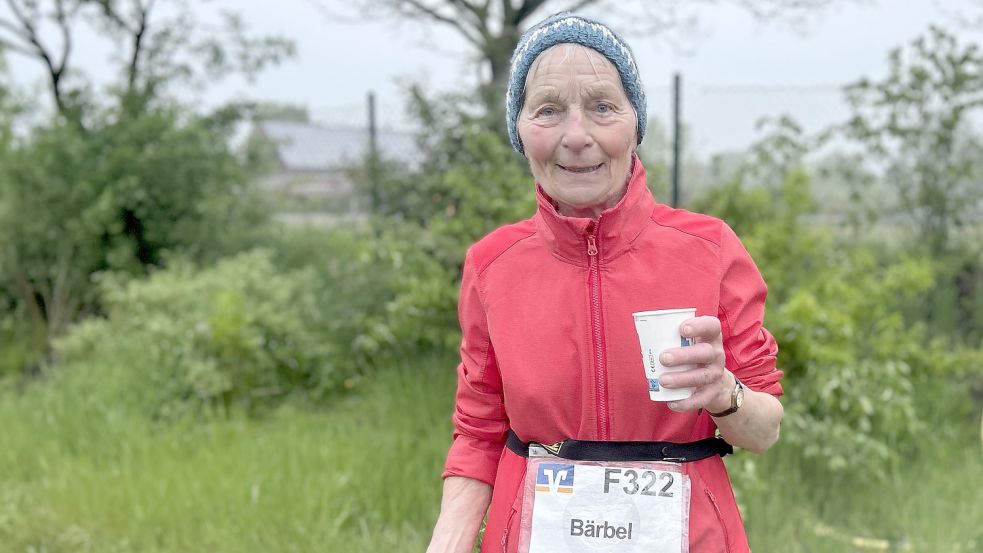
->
[603,468,675,497]
[520,459,691,553]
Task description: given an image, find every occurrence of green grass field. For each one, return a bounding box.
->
[0,353,455,552]
[1,353,980,552]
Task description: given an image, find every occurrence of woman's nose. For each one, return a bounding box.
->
[561,108,593,151]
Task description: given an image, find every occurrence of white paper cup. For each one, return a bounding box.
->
[632,308,696,401]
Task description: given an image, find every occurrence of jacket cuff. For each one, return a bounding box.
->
[442,435,505,487]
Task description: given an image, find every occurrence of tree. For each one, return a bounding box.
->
[0,2,294,358]
[0,0,294,124]
[328,0,851,117]
[843,26,983,254]
[0,106,271,353]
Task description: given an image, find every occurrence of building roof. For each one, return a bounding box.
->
[257,120,418,172]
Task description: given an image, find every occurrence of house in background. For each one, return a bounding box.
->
[251,119,417,223]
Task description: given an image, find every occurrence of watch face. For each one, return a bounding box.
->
[734,383,745,409]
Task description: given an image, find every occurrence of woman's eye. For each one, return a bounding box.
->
[596,103,612,114]
[538,106,557,117]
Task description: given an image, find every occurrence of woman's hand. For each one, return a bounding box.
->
[656,315,784,453]
[656,315,734,414]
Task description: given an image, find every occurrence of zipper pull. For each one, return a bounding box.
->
[586,234,598,256]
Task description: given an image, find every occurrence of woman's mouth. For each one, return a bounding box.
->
[558,163,603,174]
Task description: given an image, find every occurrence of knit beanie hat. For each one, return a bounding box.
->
[505,12,647,155]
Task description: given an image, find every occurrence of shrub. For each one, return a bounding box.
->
[695,169,983,479]
[53,250,339,418]
[0,107,271,353]
[348,97,536,356]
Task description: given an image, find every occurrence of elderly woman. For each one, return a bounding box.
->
[427,12,783,553]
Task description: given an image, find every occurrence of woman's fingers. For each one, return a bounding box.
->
[659,342,715,368]
[657,315,728,411]
[678,315,721,342]
[659,365,724,390]
[661,366,735,413]
[665,385,721,412]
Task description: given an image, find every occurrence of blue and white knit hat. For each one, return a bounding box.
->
[505,12,647,155]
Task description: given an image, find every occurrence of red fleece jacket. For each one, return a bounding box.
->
[443,158,782,553]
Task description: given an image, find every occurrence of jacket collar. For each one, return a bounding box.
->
[534,156,656,265]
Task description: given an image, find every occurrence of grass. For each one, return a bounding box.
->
[739,437,983,552]
[1,351,981,552]
[0,352,457,553]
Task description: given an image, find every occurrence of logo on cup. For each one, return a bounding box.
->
[681,337,693,347]
[647,348,655,369]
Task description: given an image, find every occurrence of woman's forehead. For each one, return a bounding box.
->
[526,44,619,83]
[523,43,625,103]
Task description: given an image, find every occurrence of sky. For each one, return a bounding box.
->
[3,0,982,157]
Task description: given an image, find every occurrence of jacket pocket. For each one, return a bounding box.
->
[705,488,733,552]
[501,506,518,553]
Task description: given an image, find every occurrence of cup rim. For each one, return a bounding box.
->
[632,308,697,319]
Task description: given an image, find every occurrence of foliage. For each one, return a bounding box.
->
[0,0,295,125]
[0,1,293,363]
[693,138,983,479]
[2,345,981,552]
[0,351,456,552]
[835,26,983,343]
[349,89,535,355]
[0,316,42,381]
[843,25,983,253]
[0,106,270,352]
[263,223,404,374]
[52,250,343,419]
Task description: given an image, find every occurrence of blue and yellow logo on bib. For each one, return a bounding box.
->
[535,463,574,494]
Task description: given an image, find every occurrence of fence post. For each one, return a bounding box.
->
[672,72,682,208]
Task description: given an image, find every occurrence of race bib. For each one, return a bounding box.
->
[517,456,690,553]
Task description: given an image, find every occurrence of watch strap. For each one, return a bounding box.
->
[708,373,743,418]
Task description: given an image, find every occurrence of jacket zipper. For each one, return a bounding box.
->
[705,488,733,551]
[586,225,609,440]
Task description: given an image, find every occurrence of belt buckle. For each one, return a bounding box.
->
[528,441,564,458]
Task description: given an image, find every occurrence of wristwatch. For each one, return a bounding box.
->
[708,372,744,418]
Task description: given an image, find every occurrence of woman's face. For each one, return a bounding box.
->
[517,44,638,218]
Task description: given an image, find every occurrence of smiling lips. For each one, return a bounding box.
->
[558,163,603,174]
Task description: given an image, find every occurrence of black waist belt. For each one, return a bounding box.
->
[506,429,732,463]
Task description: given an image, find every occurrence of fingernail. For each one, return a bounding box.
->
[668,402,680,411]
[661,353,673,365]
[681,325,692,336]
[659,376,670,387]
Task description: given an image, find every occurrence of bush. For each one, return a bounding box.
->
[264,223,403,370]
[0,107,270,352]
[53,250,340,418]
[348,94,536,356]
[695,168,983,479]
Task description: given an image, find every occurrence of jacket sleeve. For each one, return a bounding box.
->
[717,223,783,397]
[441,250,509,486]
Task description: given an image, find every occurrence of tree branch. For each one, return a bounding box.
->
[95,0,137,33]
[555,0,601,15]
[515,0,551,23]
[401,0,484,46]
[452,0,491,42]
[447,0,486,26]
[0,16,30,40]
[4,0,68,114]
[126,0,154,92]
[0,34,33,56]
[501,0,515,22]
[54,0,72,80]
